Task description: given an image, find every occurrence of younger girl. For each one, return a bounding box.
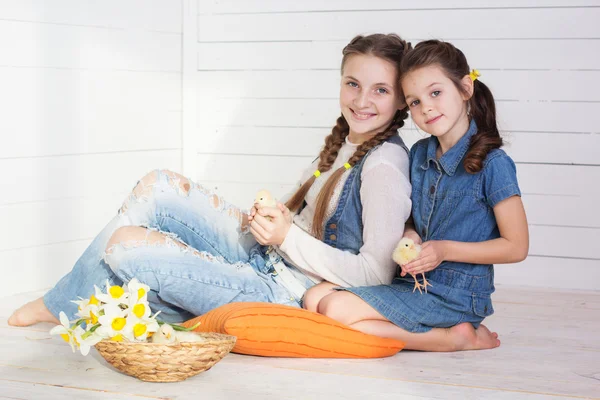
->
[310,40,529,351]
[9,34,413,328]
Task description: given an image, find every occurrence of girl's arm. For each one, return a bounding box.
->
[444,195,529,264]
[252,146,412,287]
[404,195,529,275]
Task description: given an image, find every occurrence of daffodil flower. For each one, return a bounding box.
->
[49,312,78,352]
[72,294,102,325]
[96,304,134,341]
[72,326,104,356]
[127,278,150,303]
[94,280,129,306]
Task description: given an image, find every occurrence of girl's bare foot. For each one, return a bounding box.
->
[450,322,500,351]
[7,297,59,327]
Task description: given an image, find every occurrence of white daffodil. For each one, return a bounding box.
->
[125,314,160,342]
[49,311,78,352]
[96,303,133,342]
[127,278,150,303]
[72,294,102,326]
[72,325,104,356]
[94,280,129,306]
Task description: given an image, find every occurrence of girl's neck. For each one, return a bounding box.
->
[436,114,470,157]
[348,130,376,145]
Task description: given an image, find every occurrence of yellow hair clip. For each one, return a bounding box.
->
[344,163,351,170]
[313,170,321,178]
[469,69,481,81]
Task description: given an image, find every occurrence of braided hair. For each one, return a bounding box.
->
[285,34,412,238]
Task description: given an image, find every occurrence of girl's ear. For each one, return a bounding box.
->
[460,74,474,101]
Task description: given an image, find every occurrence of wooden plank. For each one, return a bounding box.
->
[0,193,121,257]
[518,164,600,197]
[193,154,597,197]
[0,20,180,71]
[0,380,157,400]
[192,122,598,166]
[201,0,600,14]
[0,0,181,33]
[196,181,296,210]
[0,68,181,159]
[0,341,592,400]
[198,8,599,41]
[0,241,91,297]
[523,194,599,228]
[196,98,600,134]
[197,69,600,102]
[529,225,600,260]
[197,39,600,71]
[196,154,312,185]
[0,150,181,205]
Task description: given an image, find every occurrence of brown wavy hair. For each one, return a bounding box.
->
[285,34,411,239]
[400,40,502,173]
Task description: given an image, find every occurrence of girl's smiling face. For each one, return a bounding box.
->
[402,64,472,147]
[339,54,404,144]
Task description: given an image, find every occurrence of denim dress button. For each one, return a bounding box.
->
[429,185,435,195]
[329,234,337,240]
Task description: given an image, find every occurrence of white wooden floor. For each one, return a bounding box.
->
[1,286,599,400]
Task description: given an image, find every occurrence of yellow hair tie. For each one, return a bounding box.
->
[469,69,480,81]
[313,170,321,178]
[344,163,351,170]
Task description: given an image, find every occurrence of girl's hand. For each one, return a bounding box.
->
[247,205,258,222]
[250,203,293,246]
[403,240,447,275]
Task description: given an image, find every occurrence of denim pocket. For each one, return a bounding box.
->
[472,293,494,318]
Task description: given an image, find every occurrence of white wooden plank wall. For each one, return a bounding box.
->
[192,0,600,290]
[0,1,183,297]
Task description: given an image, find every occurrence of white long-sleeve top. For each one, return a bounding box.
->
[275,136,412,287]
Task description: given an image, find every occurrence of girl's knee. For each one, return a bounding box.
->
[301,286,321,312]
[317,291,354,324]
[105,226,148,254]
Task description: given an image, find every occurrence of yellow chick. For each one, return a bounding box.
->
[254,189,277,208]
[254,189,277,221]
[392,237,431,294]
[150,324,206,344]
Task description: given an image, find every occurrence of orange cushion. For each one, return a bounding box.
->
[181,302,405,358]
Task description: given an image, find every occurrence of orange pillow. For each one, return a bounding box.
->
[182,302,404,358]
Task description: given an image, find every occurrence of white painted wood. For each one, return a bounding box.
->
[197,40,600,71]
[183,0,199,179]
[1,288,599,399]
[201,0,600,14]
[0,150,181,205]
[0,0,181,32]
[0,20,180,71]
[0,194,124,252]
[496,256,600,291]
[196,98,600,134]
[0,241,90,297]
[529,225,600,259]
[197,69,600,102]
[198,8,599,41]
[0,69,180,159]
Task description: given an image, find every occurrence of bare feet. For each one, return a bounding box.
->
[450,322,500,351]
[7,297,59,327]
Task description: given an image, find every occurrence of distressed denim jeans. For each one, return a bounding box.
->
[44,170,306,323]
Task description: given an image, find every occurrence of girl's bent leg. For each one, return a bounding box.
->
[125,170,257,264]
[318,291,500,352]
[104,226,295,321]
[302,282,338,312]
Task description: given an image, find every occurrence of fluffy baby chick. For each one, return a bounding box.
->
[392,237,431,294]
[151,324,206,344]
[254,189,277,221]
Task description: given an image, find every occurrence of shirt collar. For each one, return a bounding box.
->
[420,119,478,176]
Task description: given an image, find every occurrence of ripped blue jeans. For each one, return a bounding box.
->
[43,170,310,323]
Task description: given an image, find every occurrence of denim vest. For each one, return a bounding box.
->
[319,134,409,253]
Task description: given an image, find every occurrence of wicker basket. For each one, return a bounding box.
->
[95,332,236,382]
